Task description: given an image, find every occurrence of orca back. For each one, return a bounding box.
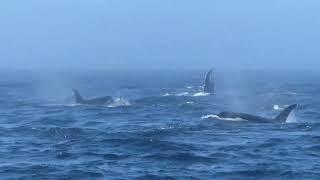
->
[217,104,297,123]
[85,96,113,104]
[218,112,271,122]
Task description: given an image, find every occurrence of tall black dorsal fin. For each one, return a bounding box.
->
[204,69,214,94]
[274,104,297,122]
[72,89,83,103]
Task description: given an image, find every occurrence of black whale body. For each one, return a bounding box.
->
[217,104,297,123]
[72,89,113,105]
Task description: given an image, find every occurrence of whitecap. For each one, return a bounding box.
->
[107,98,131,108]
[201,114,246,121]
[194,92,210,97]
[282,92,298,95]
[176,92,189,96]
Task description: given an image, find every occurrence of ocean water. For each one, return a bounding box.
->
[0,69,319,179]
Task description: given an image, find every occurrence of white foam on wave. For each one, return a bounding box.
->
[68,103,81,107]
[163,92,191,97]
[43,103,81,107]
[108,97,131,108]
[201,114,246,122]
[193,92,210,97]
[176,92,189,96]
[163,90,210,97]
[180,101,194,106]
[282,92,298,95]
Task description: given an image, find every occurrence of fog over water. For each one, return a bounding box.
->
[1,0,320,70]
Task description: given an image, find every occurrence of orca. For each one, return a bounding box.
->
[72,89,113,105]
[204,69,214,94]
[217,104,297,123]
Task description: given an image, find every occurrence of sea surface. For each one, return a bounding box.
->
[0,69,319,179]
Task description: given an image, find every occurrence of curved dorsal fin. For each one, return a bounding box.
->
[274,104,297,122]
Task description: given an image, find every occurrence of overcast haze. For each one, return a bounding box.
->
[1,0,320,70]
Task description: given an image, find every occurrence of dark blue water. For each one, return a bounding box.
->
[0,69,319,179]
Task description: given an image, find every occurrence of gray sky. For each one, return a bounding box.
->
[1,0,319,69]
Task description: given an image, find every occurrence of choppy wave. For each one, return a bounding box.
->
[1,70,319,179]
[43,98,131,108]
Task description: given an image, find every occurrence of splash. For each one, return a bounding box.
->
[163,92,190,97]
[273,105,283,110]
[193,92,210,97]
[273,104,289,111]
[68,103,81,107]
[107,97,131,108]
[201,114,246,121]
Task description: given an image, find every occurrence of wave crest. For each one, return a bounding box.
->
[193,92,210,97]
